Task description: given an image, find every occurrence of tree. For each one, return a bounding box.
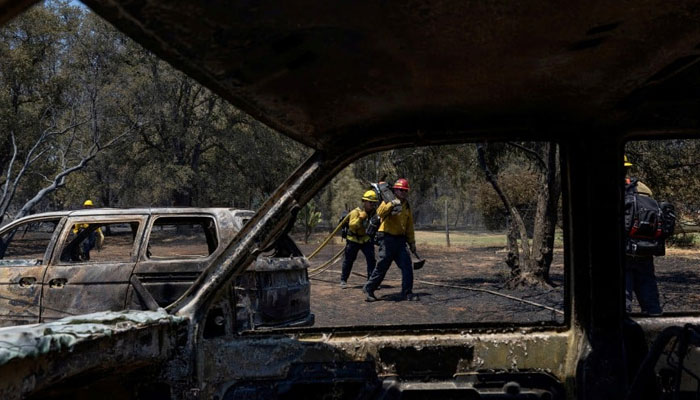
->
[477,142,561,288]
[0,2,133,223]
[296,202,322,243]
[1,2,311,221]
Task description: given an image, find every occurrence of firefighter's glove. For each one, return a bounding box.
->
[359,211,368,219]
[390,199,402,215]
[409,243,416,254]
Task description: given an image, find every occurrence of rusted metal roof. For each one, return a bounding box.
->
[59,1,700,150]
[16,207,245,217]
[4,1,700,150]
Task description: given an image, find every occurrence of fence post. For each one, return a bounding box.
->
[445,199,451,247]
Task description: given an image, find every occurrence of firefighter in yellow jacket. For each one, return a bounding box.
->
[363,178,418,301]
[72,199,104,261]
[339,190,379,288]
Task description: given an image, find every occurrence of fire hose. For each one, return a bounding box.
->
[306,214,425,275]
[307,214,350,261]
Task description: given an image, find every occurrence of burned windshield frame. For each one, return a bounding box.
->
[241,141,570,333]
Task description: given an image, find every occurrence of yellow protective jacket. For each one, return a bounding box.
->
[73,223,105,247]
[376,200,415,245]
[347,207,373,244]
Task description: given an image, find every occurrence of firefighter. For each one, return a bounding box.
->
[624,156,663,316]
[72,199,104,261]
[339,190,379,288]
[363,178,418,301]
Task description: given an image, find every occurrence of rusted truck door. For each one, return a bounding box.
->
[0,217,63,327]
[127,214,220,309]
[40,215,147,321]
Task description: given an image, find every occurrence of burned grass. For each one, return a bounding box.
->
[297,232,700,327]
[297,235,566,327]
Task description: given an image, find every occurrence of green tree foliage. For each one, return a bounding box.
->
[476,163,538,231]
[317,168,366,226]
[296,202,322,243]
[1,2,308,221]
[1,5,564,291]
[0,2,133,223]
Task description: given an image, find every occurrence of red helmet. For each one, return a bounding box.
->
[393,178,410,191]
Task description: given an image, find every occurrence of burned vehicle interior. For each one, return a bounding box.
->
[2,0,700,399]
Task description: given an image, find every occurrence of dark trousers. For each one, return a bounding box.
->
[81,231,97,261]
[364,234,413,295]
[625,255,662,314]
[340,240,376,282]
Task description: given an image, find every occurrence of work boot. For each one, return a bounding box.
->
[405,293,419,301]
[366,279,381,290]
[363,286,377,302]
[339,280,347,289]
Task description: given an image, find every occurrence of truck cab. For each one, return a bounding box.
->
[1,0,700,399]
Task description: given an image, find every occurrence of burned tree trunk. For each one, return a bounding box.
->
[477,142,560,289]
[505,214,520,276]
[529,143,561,283]
[476,144,530,278]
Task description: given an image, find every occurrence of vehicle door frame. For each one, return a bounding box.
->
[0,215,66,326]
[41,214,147,321]
[127,212,222,309]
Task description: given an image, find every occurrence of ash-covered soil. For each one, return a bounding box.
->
[648,248,700,314]
[296,236,700,328]
[296,238,566,328]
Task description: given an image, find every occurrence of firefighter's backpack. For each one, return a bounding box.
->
[624,179,676,256]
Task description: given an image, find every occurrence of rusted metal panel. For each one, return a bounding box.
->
[5,1,700,397]
[40,215,148,321]
[0,310,185,400]
[234,257,312,330]
[0,264,44,327]
[76,0,700,152]
[199,330,576,398]
[129,212,233,308]
[40,263,136,320]
[0,216,66,327]
[632,316,700,393]
[1,207,314,335]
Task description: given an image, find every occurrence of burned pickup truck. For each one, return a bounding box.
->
[0,208,313,331]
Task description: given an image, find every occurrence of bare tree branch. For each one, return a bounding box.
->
[13,125,134,220]
[507,142,546,170]
[0,132,19,221]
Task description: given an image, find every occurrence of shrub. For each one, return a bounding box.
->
[667,233,696,248]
